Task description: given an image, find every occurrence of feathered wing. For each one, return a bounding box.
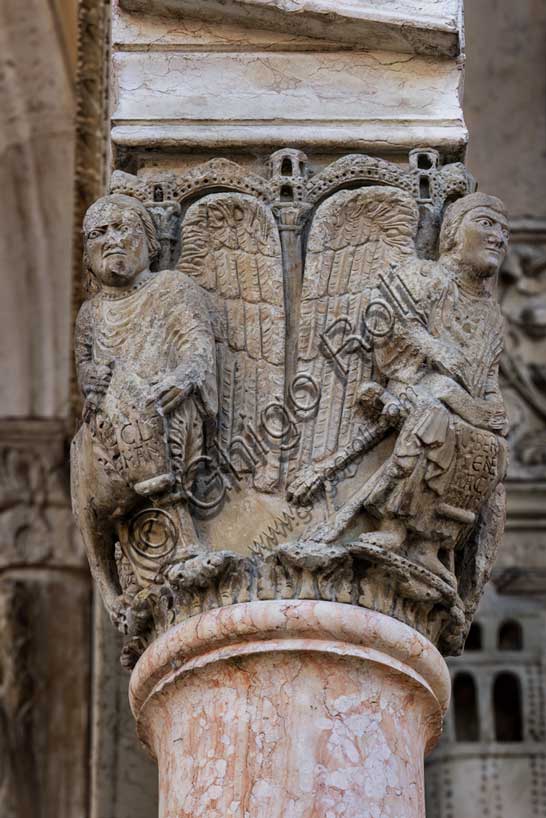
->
[178,193,285,491]
[291,186,420,478]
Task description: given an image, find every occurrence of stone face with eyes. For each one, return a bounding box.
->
[84,200,151,288]
[453,206,510,279]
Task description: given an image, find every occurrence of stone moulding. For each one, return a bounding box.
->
[111,124,469,160]
[118,0,462,57]
[129,598,451,726]
[119,540,466,673]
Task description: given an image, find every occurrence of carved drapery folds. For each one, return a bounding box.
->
[71,149,509,666]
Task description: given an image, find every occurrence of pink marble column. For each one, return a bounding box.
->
[130,600,450,818]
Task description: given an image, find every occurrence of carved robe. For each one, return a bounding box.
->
[363,261,507,545]
[75,270,218,491]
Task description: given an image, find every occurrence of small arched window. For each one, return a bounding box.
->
[419,175,431,200]
[281,157,293,176]
[494,672,523,741]
[464,622,482,651]
[453,672,480,742]
[498,620,523,651]
[280,185,294,202]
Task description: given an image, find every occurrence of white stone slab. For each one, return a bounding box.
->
[112,1,343,51]
[118,0,462,56]
[111,49,465,153]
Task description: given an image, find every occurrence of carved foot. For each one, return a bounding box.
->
[356,530,405,552]
[408,542,456,589]
[165,551,238,588]
[108,591,153,636]
[120,636,148,671]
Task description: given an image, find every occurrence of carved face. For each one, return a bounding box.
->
[84,202,150,287]
[454,207,509,278]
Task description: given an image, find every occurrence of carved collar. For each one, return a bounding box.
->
[98,272,156,301]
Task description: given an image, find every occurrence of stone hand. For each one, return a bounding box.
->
[484,406,509,432]
[431,343,468,378]
[358,382,410,427]
[357,382,385,416]
[286,465,323,506]
[149,376,192,415]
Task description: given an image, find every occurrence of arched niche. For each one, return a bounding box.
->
[494,672,523,742]
[498,619,524,651]
[453,672,480,742]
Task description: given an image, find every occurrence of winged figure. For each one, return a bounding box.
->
[71,194,218,624]
[290,190,509,595]
[71,164,509,646]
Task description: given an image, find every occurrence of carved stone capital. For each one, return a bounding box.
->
[72,151,507,672]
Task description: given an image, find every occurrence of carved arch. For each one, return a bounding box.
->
[306,155,418,208]
[110,161,272,206]
[173,159,272,205]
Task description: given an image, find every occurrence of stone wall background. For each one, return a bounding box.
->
[0,1,544,817]
[0,2,90,817]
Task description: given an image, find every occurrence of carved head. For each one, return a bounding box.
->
[83,194,160,288]
[439,193,509,279]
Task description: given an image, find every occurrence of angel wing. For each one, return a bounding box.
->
[177,193,285,492]
[290,185,420,481]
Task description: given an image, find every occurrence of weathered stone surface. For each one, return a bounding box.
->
[110,0,466,158]
[118,0,462,57]
[0,0,74,418]
[111,49,465,156]
[112,1,348,51]
[0,573,90,818]
[71,150,508,663]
